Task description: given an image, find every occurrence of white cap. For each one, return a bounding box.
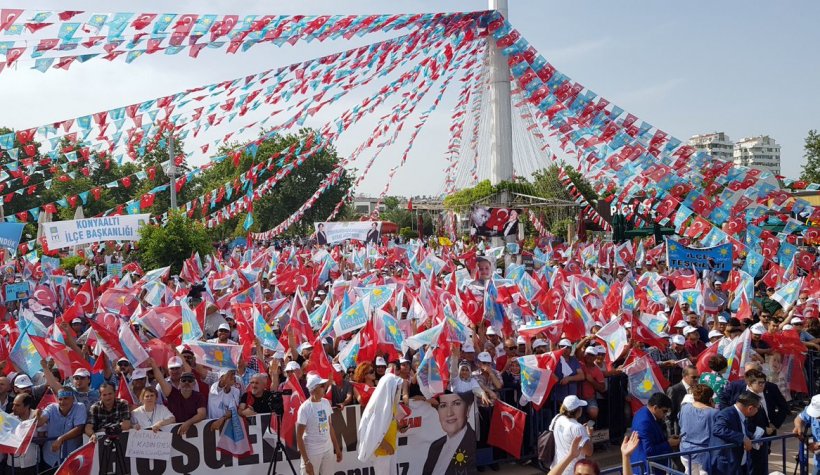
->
[558,338,572,348]
[131,368,148,379]
[477,352,493,363]
[783,324,794,331]
[584,346,598,356]
[671,335,686,346]
[375,356,387,366]
[533,339,548,349]
[562,395,588,412]
[13,374,33,388]
[306,373,329,391]
[596,346,607,355]
[683,326,698,336]
[674,321,687,328]
[791,317,804,324]
[708,330,723,339]
[217,323,230,332]
[73,368,91,378]
[297,342,312,353]
[168,356,183,369]
[285,361,301,372]
[516,336,526,345]
[659,332,670,338]
[486,327,498,336]
[462,341,475,353]
[318,290,327,296]
[806,394,820,418]
[751,323,766,335]
[398,357,409,364]
[273,350,285,360]
[717,316,728,324]
[71,318,83,324]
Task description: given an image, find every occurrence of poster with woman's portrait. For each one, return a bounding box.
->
[469,207,521,238]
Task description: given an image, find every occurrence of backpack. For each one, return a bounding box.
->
[537,429,556,470]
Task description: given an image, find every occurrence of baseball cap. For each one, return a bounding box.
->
[13,374,33,389]
[683,326,698,336]
[71,318,83,324]
[532,339,548,349]
[73,368,91,378]
[671,335,686,346]
[285,361,301,372]
[217,323,231,332]
[558,338,572,348]
[674,321,688,329]
[462,341,475,353]
[562,395,588,412]
[375,357,387,366]
[168,357,184,369]
[297,342,312,353]
[717,316,728,324]
[486,327,498,336]
[477,352,493,363]
[806,394,820,418]
[131,368,148,380]
[750,323,765,335]
[584,346,598,356]
[708,330,723,339]
[791,317,804,325]
[516,336,526,345]
[398,357,409,365]
[306,373,329,391]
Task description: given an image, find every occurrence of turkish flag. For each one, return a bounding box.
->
[306,338,333,380]
[487,400,526,458]
[55,441,95,475]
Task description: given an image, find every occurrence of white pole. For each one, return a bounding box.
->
[487,0,513,186]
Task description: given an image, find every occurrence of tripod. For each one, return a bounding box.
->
[267,413,298,475]
[98,435,128,475]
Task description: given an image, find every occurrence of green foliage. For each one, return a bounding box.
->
[137,211,212,274]
[399,227,418,239]
[61,256,86,271]
[443,179,535,211]
[383,196,400,211]
[551,218,574,239]
[531,164,598,203]
[800,130,820,183]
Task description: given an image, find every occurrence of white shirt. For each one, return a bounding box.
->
[450,376,480,394]
[432,424,468,475]
[207,382,240,419]
[296,399,333,456]
[549,415,589,475]
[131,404,175,430]
[6,411,38,469]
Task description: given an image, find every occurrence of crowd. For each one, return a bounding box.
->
[0,232,818,475]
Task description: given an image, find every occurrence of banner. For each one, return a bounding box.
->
[44,214,150,250]
[107,263,123,277]
[469,207,521,238]
[314,221,382,245]
[666,237,732,272]
[66,401,476,475]
[0,223,24,252]
[5,282,30,302]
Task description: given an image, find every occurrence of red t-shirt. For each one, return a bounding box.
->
[578,363,603,400]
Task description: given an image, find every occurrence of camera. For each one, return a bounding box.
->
[103,422,123,438]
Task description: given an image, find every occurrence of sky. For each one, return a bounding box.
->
[1,0,818,198]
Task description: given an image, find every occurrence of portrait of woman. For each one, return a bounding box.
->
[422,391,477,475]
[366,222,381,244]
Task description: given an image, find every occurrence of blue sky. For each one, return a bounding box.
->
[1,1,817,197]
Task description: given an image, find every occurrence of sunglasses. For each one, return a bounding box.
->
[72,376,87,380]
[117,361,130,367]
[505,347,517,351]
[180,378,195,383]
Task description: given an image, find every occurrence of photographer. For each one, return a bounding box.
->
[84,383,131,443]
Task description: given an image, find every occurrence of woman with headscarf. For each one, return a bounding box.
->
[357,372,408,474]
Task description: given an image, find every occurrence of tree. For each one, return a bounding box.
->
[800,130,820,183]
[383,196,400,211]
[136,211,212,274]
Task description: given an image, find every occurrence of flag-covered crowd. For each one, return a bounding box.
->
[0,232,819,475]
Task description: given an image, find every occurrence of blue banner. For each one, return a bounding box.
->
[0,223,24,252]
[5,282,30,302]
[666,237,732,272]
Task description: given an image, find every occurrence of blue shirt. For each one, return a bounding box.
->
[799,409,820,461]
[41,402,87,467]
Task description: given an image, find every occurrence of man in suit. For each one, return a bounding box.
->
[630,393,679,474]
[720,368,789,427]
[738,369,789,475]
[711,391,759,474]
[666,367,699,435]
[316,223,328,245]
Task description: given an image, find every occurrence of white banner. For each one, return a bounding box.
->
[125,430,173,461]
[44,214,150,250]
[315,221,382,245]
[76,400,477,475]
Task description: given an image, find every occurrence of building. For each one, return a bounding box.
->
[352,195,386,215]
[688,132,734,162]
[733,135,781,176]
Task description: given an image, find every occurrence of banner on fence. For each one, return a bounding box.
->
[666,237,732,272]
[0,223,24,252]
[67,400,476,475]
[44,214,150,250]
[314,221,382,245]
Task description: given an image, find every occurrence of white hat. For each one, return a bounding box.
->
[751,323,765,335]
[318,290,327,296]
[671,335,686,346]
[683,326,698,336]
[462,341,475,353]
[306,373,329,391]
[131,368,148,380]
[791,317,804,325]
[717,316,728,324]
[533,339,548,349]
[285,361,301,372]
[477,352,493,363]
[516,336,526,345]
[596,346,607,355]
[562,395,588,412]
[72,368,91,378]
[486,327,498,336]
[584,346,598,356]
[263,288,272,294]
[375,357,387,366]
[708,330,723,339]
[71,318,83,324]
[217,323,230,332]
[297,342,312,353]
[13,374,33,388]
[168,356,183,369]
[806,394,820,418]
[273,350,285,360]
[659,332,670,338]
[558,338,572,348]
[783,324,794,331]
[398,357,409,365]
[674,321,688,328]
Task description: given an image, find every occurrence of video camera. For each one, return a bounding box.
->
[102,422,123,438]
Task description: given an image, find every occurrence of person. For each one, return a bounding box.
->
[131,386,175,432]
[6,393,39,475]
[698,355,727,405]
[678,384,718,475]
[711,391,759,474]
[549,395,593,475]
[0,375,11,412]
[207,370,241,430]
[84,383,132,443]
[366,222,380,244]
[502,209,519,237]
[296,373,343,475]
[352,361,377,407]
[474,256,494,285]
[738,369,787,475]
[548,432,640,475]
[793,394,820,475]
[423,391,477,475]
[37,386,87,469]
[630,393,678,474]
[239,373,282,417]
[579,346,605,424]
[151,359,207,438]
[450,361,491,405]
[553,339,585,404]
[666,367,698,435]
[317,223,328,245]
[357,372,408,474]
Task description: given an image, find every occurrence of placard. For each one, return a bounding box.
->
[125,429,173,461]
[314,221,382,245]
[5,282,30,302]
[44,214,150,250]
[0,223,24,252]
[469,207,521,237]
[106,263,123,277]
[666,237,732,272]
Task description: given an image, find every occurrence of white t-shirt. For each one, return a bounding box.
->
[549,415,589,475]
[131,404,175,430]
[296,399,334,457]
[208,383,240,419]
